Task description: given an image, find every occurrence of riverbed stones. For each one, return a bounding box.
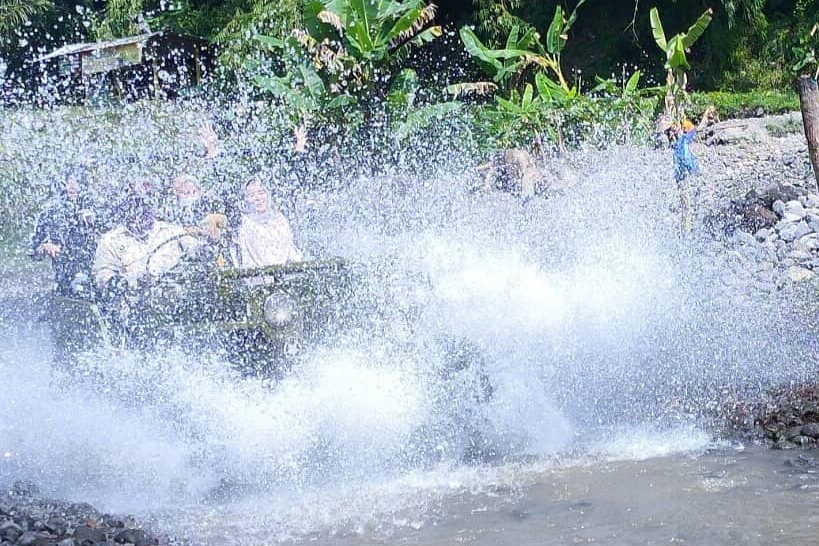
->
[801,422,819,438]
[0,490,160,546]
[705,119,772,146]
[71,525,105,544]
[724,383,819,449]
[113,528,155,546]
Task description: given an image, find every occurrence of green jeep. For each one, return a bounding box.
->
[44,254,492,402]
[46,258,359,375]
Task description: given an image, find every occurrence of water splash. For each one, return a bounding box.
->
[2,103,818,543]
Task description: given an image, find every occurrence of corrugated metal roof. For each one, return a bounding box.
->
[33,32,203,62]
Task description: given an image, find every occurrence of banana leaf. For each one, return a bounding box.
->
[624,69,641,95]
[393,101,462,140]
[682,8,713,49]
[459,26,504,75]
[649,7,667,51]
[546,5,564,55]
[666,36,690,70]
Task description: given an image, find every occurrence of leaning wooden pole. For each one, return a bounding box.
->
[798,75,819,191]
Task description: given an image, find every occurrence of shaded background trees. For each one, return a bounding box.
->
[0,0,815,96]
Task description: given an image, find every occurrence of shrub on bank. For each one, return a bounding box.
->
[689,90,799,119]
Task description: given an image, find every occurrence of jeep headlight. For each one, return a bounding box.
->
[263,293,297,325]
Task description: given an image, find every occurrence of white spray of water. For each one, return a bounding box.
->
[2,107,818,542]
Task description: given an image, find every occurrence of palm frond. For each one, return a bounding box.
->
[388,3,437,50]
[317,9,343,33]
[0,0,51,35]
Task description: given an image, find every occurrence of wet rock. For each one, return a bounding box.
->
[764,183,805,206]
[783,199,807,220]
[100,516,124,530]
[0,521,22,541]
[732,230,756,246]
[786,425,804,440]
[706,119,771,146]
[10,482,39,498]
[755,227,774,241]
[17,531,42,546]
[61,504,99,521]
[801,423,819,438]
[44,519,67,536]
[112,529,154,546]
[71,526,105,544]
[787,249,813,262]
[804,193,819,208]
[779,221,812,242]
[785,266,815,283]
[798,233,819,249]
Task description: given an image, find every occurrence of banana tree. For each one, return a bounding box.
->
[253,0,441,122]
[249,31,358,125]
[453,0,585,149]
[458,0,586,97]
[301,0,441,101]
[650,6,713,124]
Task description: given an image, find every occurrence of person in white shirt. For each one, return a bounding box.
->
[93,192,200,292]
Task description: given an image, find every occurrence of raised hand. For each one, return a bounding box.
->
[198,121,219,158]
[39,242,61,258]
[294,123,308,153]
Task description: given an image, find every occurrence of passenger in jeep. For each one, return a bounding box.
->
[92,190,201,294]
[30,167,100,296]
[232,176,302,269]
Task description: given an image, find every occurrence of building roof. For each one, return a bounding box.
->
[33,31,207,63]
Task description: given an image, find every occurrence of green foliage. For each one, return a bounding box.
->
[302,0,442,65]
[249,32,358,123]
[0,0,52,38]
[250,0,441,127]
[213,0,302,68]
[649,6,712,125]
[792,23,819,79]
[458,8,659,151]
[650,6,713,73]
[689,90,799,119]
[458,0,586,97]
[94,0,145,39]
[470,0,525,48]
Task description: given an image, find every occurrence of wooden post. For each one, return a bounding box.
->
[798,74,819,191]
[152,56,160,98]
[194,48,202,85]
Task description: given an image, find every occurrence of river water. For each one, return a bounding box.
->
[2,113,819,544]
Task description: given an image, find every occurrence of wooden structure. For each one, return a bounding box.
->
[33,31,215,103]
[798,75,819,191]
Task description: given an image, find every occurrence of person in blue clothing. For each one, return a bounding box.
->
[666,118,702,230]
[671,119,700,182]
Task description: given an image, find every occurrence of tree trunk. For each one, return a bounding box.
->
[798,75,819,191]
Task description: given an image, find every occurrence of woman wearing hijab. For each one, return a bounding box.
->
[30,167,100,295]
[232,176,302,269]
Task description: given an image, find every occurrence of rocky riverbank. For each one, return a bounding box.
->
[0,483,166,546]
[681,113,819,449]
